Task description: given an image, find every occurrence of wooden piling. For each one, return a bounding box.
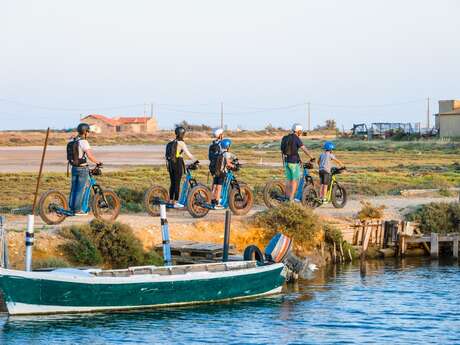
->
[430,232,439,258]
[453,237,458,259]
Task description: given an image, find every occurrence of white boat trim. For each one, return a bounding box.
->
[0,262,284,285]
[6,286,283,315]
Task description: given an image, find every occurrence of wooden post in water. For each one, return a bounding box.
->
[222,210,231,262]
[430,232,439,259]
[453,236,458,259]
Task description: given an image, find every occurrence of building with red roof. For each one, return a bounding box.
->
[81,114,158,134]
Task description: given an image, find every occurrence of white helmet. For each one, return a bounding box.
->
[213,128,224,138]
[291,123,303,133]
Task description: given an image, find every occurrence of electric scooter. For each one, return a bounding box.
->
[187,158,254,217]
[38,163,121,225]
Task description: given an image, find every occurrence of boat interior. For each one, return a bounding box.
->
[91,261,259,278]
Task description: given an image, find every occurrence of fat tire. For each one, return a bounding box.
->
[187,184,211,218]
[302,185,320,208]
[262,180,285,209]
[331,184,347,208]
[38,190,68,225]
[143,185,169,217]
[92,189,121,221]
[228,183,254,216]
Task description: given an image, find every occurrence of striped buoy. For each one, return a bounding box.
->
[160,204,172,266]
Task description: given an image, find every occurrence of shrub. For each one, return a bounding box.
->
[32,257,71,269]
[60,227,103,266]
[406,202,460,234]
[116,187,144,213]
[356,201,386,221]
[60,220,162,268]
[89,219,146,268]
[254,203,322,250]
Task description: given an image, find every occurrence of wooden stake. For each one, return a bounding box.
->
[348,248,353,262]
[430,232,439,259]
[32,127,50,214]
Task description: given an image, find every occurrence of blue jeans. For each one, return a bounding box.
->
[69,166,90,212]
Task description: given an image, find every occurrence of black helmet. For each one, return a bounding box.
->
[175,126,186,139]
[77,123,90,135]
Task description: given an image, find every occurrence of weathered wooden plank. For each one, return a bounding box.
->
[430,233,439,258]
[453,238,458,259]
[362,227,372,253]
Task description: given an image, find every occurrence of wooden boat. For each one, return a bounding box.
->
[0,261,285,315]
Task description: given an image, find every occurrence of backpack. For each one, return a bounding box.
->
[208,140,221,174]
[214,153,227,177]
[66,137,86,167]
[280,134,294,156]
[165,139,178,164]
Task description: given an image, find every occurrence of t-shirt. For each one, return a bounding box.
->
[78,139,91,159]
[319,151,336,173]
[284,134,304,164]
[176,140,195,161]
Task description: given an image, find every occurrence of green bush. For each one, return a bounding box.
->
[254,203,322,249]
[60,226,103,266]
[116,187,144,213]
[406,202,460,234]
[60,220,163,268]
[32,257,71,270]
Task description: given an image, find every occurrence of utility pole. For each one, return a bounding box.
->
[307,102,311,131]
[150,103,154,118]
[220,102,224,129]
[426,97,430,129]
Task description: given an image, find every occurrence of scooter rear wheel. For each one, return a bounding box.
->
[38,190,68,225]
[229,183,254,216]
[187,184,211,218]
[92,189,121,222]
[262,180,286,209]
[143,185,169,217]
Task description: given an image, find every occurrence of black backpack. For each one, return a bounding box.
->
[165,139,178,164]
[66,137,86,167]
[281,134,294,156]
[214,153,227,177]
[208,140,221,175]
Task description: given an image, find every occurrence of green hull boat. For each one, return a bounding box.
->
[0,261,285,315]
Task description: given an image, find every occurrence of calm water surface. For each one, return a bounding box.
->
[1,258,459,344]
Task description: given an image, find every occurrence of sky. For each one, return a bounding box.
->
[1,0,459,131]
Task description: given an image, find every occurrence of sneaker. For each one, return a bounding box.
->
[211,199,217,206]
[74,211,89,216]
[214,204,225,210]
[174,203,185,209]
[294,198,301,203]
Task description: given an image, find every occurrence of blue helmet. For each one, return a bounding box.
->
[221,138,232,149]
[323,141,335,151]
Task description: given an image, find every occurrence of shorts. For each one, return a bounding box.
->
[213,174,225,186]
[319,170,331,185]
[284,163,301,181]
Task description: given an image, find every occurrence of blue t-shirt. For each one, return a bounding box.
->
[284,134,304,164]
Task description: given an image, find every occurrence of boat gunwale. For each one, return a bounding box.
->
[0,262,285,285]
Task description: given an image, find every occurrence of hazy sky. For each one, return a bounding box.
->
[1,0,459,130]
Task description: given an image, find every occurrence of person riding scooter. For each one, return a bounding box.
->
[212,138,236,209]
[165,126,197,208]
[67,123,102,215]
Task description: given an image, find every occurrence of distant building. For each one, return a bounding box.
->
[435,100,460,137]
[81,114,158,134]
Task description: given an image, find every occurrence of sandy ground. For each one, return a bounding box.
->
[0,145,167,172]
[4,195,456,232]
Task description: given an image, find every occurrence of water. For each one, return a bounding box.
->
[1,258,459,344]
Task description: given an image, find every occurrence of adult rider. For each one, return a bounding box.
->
[281,123,315,202]
[68,123,102,215]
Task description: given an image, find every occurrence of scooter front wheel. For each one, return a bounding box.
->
[331,184,347,208]
[302,185,320,208]
[38,190,68,225]
[187,184,211,218]
[143,185,169,217]
[92,189,121,222]
[229,183,254,216]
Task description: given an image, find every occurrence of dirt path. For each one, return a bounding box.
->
[4,195,456,232]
